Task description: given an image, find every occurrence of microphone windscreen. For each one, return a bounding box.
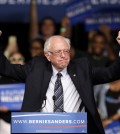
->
[52,95,56,100]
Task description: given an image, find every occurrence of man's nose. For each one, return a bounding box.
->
[61,51,65,57]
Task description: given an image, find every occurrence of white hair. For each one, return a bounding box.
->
[44,35,71,52]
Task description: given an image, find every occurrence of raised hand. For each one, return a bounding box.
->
[0,30,2,36]
[116,31,120,45]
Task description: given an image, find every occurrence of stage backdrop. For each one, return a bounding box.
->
[0,0,69,23]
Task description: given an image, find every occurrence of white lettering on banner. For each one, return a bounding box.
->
[1,95,23,102]
[13,119,85,124]
[42,0,50,5]
[0,0,7,4]
[16,0,26,4]
[91,0,99,5]
[13,120,28,124]
[86,16,120,25]
[91,0,120,5]
[8,0,15,4]
[0,0,120,5]
[0,0,69,5]
[0,90,24,102]
[67,2,92,18]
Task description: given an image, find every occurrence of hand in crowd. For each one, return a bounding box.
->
[0,106,8,112]
[102,119,113,128]
[0,30,2,36]
[61,16,70,27]
[60,16,71,38]
[116,31,120,44]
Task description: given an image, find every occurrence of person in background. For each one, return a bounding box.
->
[99,25,118,62]
[30,0,56,41]
[59,16,88,60]
[9,52,25,65]
[88,32,111,107]
[99,25,113,44]
[60,16,72,39]
[88,30,97,53]
[4,36,18,59]
[95,32,120,119]
[88,31,110,67]
[70,44,88,60]
[97,80,120,128]
[30,36,45,58]
[107,43,117,62]
[0,52,25,134]
[40,17,56,40]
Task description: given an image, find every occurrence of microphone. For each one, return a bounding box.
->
[35,96,47,112]
[52,95,56,101]
[52,95,66,112]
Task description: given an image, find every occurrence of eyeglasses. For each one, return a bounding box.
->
[9,57,25,62]
[48,49,70,57]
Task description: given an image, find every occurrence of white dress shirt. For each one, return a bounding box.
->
[41,66,84,112]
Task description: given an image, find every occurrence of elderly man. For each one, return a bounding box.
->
[0,33,120,134]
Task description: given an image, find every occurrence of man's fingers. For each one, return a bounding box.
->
[116,31,120,45]
[0,30,2,36]
[116,37,120,40]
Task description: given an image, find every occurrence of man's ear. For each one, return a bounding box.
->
[44,52,50,61]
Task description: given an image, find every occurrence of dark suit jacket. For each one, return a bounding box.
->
[1,54,120,134]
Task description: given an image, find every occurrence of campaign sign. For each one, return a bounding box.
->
[85,14,120,31]
[66,0,92,25]
[0,83,25,110]
[105,121,120,134]
[66,0,120,30]
[11,112,87,133]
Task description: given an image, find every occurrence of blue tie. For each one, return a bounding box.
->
[54,73,64,112]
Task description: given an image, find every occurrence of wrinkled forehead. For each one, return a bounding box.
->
[49,37,69,51]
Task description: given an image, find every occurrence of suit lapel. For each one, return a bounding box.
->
[68,62,90,111]
[68,61,103,132]
[68,61,84,100]
[40,61,52,103]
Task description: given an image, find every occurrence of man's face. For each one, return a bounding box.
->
[30,41,43,57]
[45,37,70,71]
[9,53,24,65]
[92,36,106,56]
[41,19,55,38]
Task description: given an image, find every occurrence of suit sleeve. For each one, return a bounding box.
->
[92,57,120,85]
[0,52,34,82]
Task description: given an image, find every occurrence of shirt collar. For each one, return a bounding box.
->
[52,65,67,77]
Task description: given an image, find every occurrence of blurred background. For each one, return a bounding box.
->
[0,0,120,134]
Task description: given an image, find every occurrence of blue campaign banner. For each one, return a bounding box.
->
[105,121,120,134]
[66,0,93,25]
[66,0,120,30]
[85,14,120,31]
[11,112,87,133]
[0,83,25,110]
[0,0,69,23]
[66,0,120,23]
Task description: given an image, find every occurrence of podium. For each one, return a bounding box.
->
[11,112,87,133]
